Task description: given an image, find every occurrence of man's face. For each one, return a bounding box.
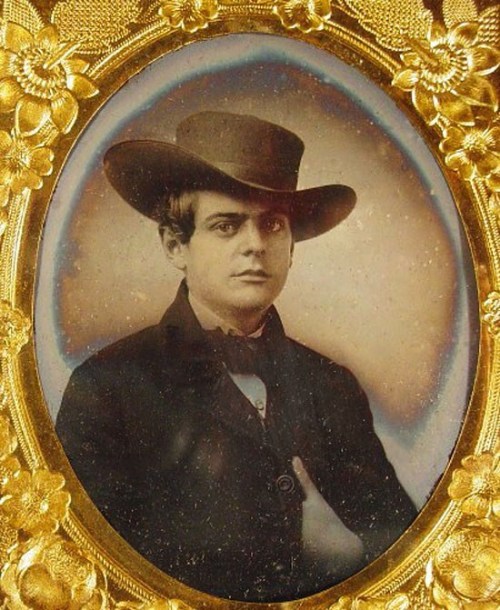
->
[165,190,293,326]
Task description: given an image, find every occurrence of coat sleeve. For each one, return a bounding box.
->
[311,362,418,561]
[56,360,146,539]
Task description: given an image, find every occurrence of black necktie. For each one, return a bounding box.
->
[205,329,272,378]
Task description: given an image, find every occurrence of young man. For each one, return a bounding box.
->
[56,112,416,601]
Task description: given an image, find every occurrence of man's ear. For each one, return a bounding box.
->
[161,228,187,272]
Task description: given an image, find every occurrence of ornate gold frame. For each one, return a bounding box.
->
[0,0,498,608]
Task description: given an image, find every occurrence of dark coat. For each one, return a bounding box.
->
[56,283,416,601]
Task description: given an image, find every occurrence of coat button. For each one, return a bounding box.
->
[276,474,295,493]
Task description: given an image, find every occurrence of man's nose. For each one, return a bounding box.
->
[241,221,266,255]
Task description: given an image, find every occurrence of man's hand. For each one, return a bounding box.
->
[292,456,364,577]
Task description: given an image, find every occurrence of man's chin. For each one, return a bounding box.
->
[230,284,274,306]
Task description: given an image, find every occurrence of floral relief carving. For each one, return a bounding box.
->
[392,21,499,127]
[0,534,110,610]
[0,129,54,207]
[448,452,500,520]
[157,0,219,33]
[0,470,71,536]
[0,23,99,136]
[0,302,31,357]
[426,528,500,610]
[439,123,499,189]
[0,4,100,232]
[273,0,331,33]
[388,0,499,206]
[424,447,500,610]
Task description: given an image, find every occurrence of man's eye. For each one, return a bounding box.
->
[263,217,286,233]
[214,222,238,235]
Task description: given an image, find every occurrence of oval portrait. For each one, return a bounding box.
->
[35,34,479,602]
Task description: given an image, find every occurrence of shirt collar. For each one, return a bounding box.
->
[188,291,266,338]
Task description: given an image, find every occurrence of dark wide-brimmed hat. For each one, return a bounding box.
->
[104,111,356,241]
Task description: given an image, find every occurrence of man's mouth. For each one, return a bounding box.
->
[233,269,271,279]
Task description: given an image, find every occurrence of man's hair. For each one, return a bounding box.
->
[158,190,198,244]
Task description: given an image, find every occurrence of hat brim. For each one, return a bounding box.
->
[104,141,356,242]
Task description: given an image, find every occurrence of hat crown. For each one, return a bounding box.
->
[104,111,356,241]
[176,112,305,191]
